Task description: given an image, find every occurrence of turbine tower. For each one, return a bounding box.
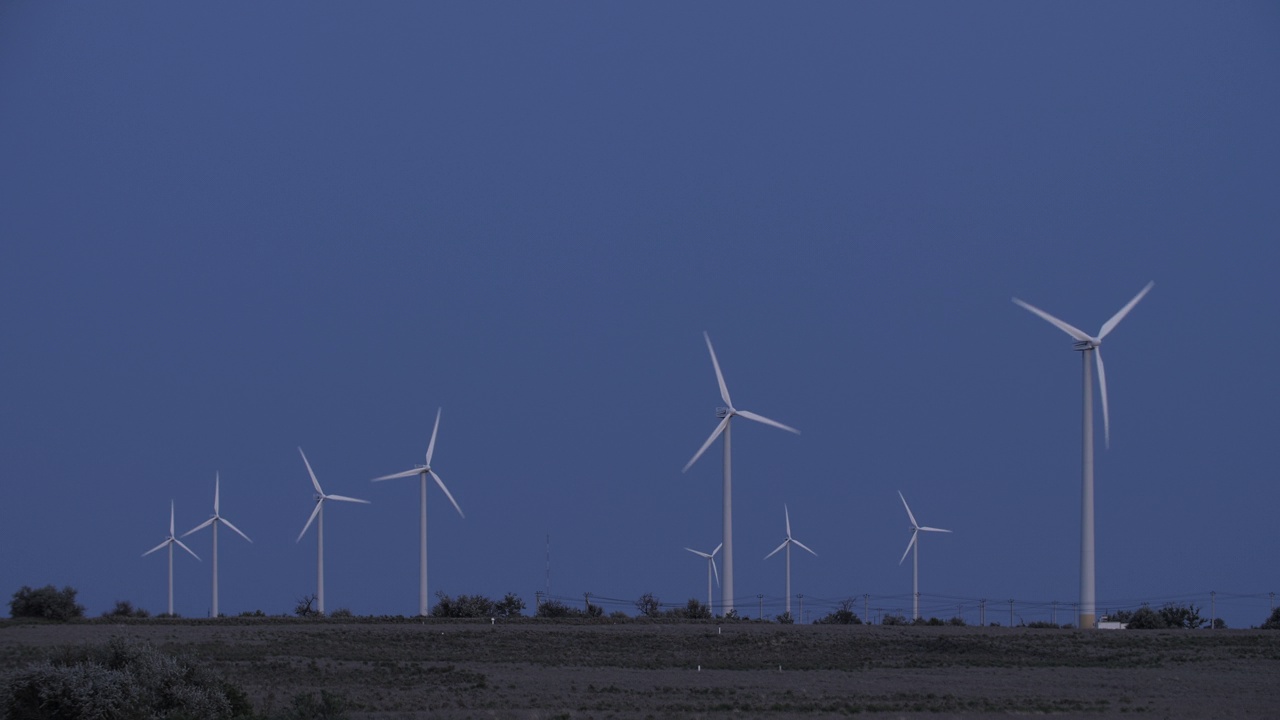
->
[764,504,816,618]
[372,407,466,617]
[1013,281,1152,629]
[297,447,369,615]
[183,472,252,618]
[684,332,799,616]
[142,501,200,616]
[683,543,722,611]
[897,491,951,620]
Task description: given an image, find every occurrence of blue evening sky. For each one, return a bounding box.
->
[2,2,1277,626]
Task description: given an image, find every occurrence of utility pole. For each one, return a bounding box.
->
[1271,592,1275,613]
[1210,591,1216,629]
[757,594,764,620]
[1052,600,1058,626]
[584,592,592,613]
[797,594,804,624]
[979,599,986,626]
[863,594,870,623]
[1008,599,1015,627]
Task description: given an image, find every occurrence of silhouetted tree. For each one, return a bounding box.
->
[9,585,84,621]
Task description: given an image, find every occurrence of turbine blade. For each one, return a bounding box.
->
[372,468,422,482]
[735,409,800,435]
[704,331,733,408]
[426,407,442,466]
[898,491,919,529]
[784,504,792,538]
[920,526,952,533]
[326,494,371,504]
[430,470,465,518]
[685,547,711,559]
[169,501,175,536]
[1095,347,1111,449]
[712,542,723,557]
[214,472,220,515]
[792,538,818,557]
[181,518,215,537]
[297,499,323,542]
[899,530,918,565]
[712,557,720,587]
[764,539,788,560]
[298,447,324,495]
[1098,281,1154,339]
[683,415,730,472]
[1012,298,1091,342]
[143,539,170,557]
[174,538,201,561]
[220,517,253,543]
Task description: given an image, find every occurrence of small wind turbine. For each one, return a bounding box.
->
[183,472,252,618]
[763,505,816,618]
[684,332,799,616]
[683,542,722,612]
[142,501,200,617]
[371,407,465,617]
[897,491,951,620]
[1013,281,1153,628]
[297,447,369,615]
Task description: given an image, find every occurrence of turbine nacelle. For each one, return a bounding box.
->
[715,407,732,419]
[1072,339,1100,351]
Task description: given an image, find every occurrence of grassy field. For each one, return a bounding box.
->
[3,618,1278,718]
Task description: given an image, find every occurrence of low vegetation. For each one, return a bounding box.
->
[8,585,85,621]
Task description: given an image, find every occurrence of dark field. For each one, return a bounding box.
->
[3,619,1278,718]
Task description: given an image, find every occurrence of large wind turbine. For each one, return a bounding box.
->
[683,542,722,611]
[371,407,465,617]
[684,332,799,616]
[183,473,252,618]
[142,501,200,617]
[764,505,817,618]
[1013,281,1153,629]
[897,491,951,620]
[297,447,369,615]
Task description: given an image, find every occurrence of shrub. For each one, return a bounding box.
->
[676,598,711,620]
[495,593,526,618]
[1262,607,1280,629]
[1,638,252,719]
[881,614,909,626]
[102,600,150,619]
[1124,607,1168,629]
[947,616,966,626]
[239,609,266,618]
[295,594,320,618]
[9,585,85,621]
[814,599,862,625]
[279,689,349,720]
[776,612,794,624]
[329,607,353,618]
[535,599,578,618]
[1211,618,1227,629]
[432,593,497,618]
[1159,603,1205,629]
[635,592,662,618]
[1026,621,1060,629]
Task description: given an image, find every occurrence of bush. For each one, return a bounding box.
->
[432,592,497,618]
[294,594,319,618]
[279,689,349,720]
[329,607,353,618]
[1262,607,1280,629]
[1025,621,1060,629]
[1124,607,1168,629]
[635,592,662,618]
[102,600,150,619]
[495,593,526,618]
[881,614,909,626]
[676,598,711,620]
[2,638,252,719]
[814,599,862,625]
[9,585,85,621]
[776,612,794,624]
[947,616,967,626]
[1159,603,1204,629]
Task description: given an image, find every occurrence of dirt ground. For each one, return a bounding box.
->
[2,619,1278,718]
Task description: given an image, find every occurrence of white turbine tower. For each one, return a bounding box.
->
[684,332,800,616]
[1013,281,1153,629]
[142,501,200,617]
[683,542,722,611]
[763,505,817,618]
[371,407,465,617]
[296,447,369,615]
[183,472,252,618]
[897,491,951,621]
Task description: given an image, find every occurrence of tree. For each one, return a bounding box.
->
[295,594,320,617]
[1124,607,1168,629]
[776,612,794,624]
[9,585,84,621]
[1262,607,1280,629]
[635,592,662,618]
[814,599,862,625]
[678,598,712,620]
[102,600,150,619]
[495,593,526,618]
[881,614,909,626]
[431,592,496,618]
[1159,603,1204,629]
[1211,617,1227,629]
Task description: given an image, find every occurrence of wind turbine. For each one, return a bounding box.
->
[371,407,465,617]
[297,447,369,615]
[1013,281,1153,629]
[897,491,951,620]
[142,501,200,617]
[684,331,800,616]
[683,542,722,611]
[183,472,252,618]
[763,505,816,618]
